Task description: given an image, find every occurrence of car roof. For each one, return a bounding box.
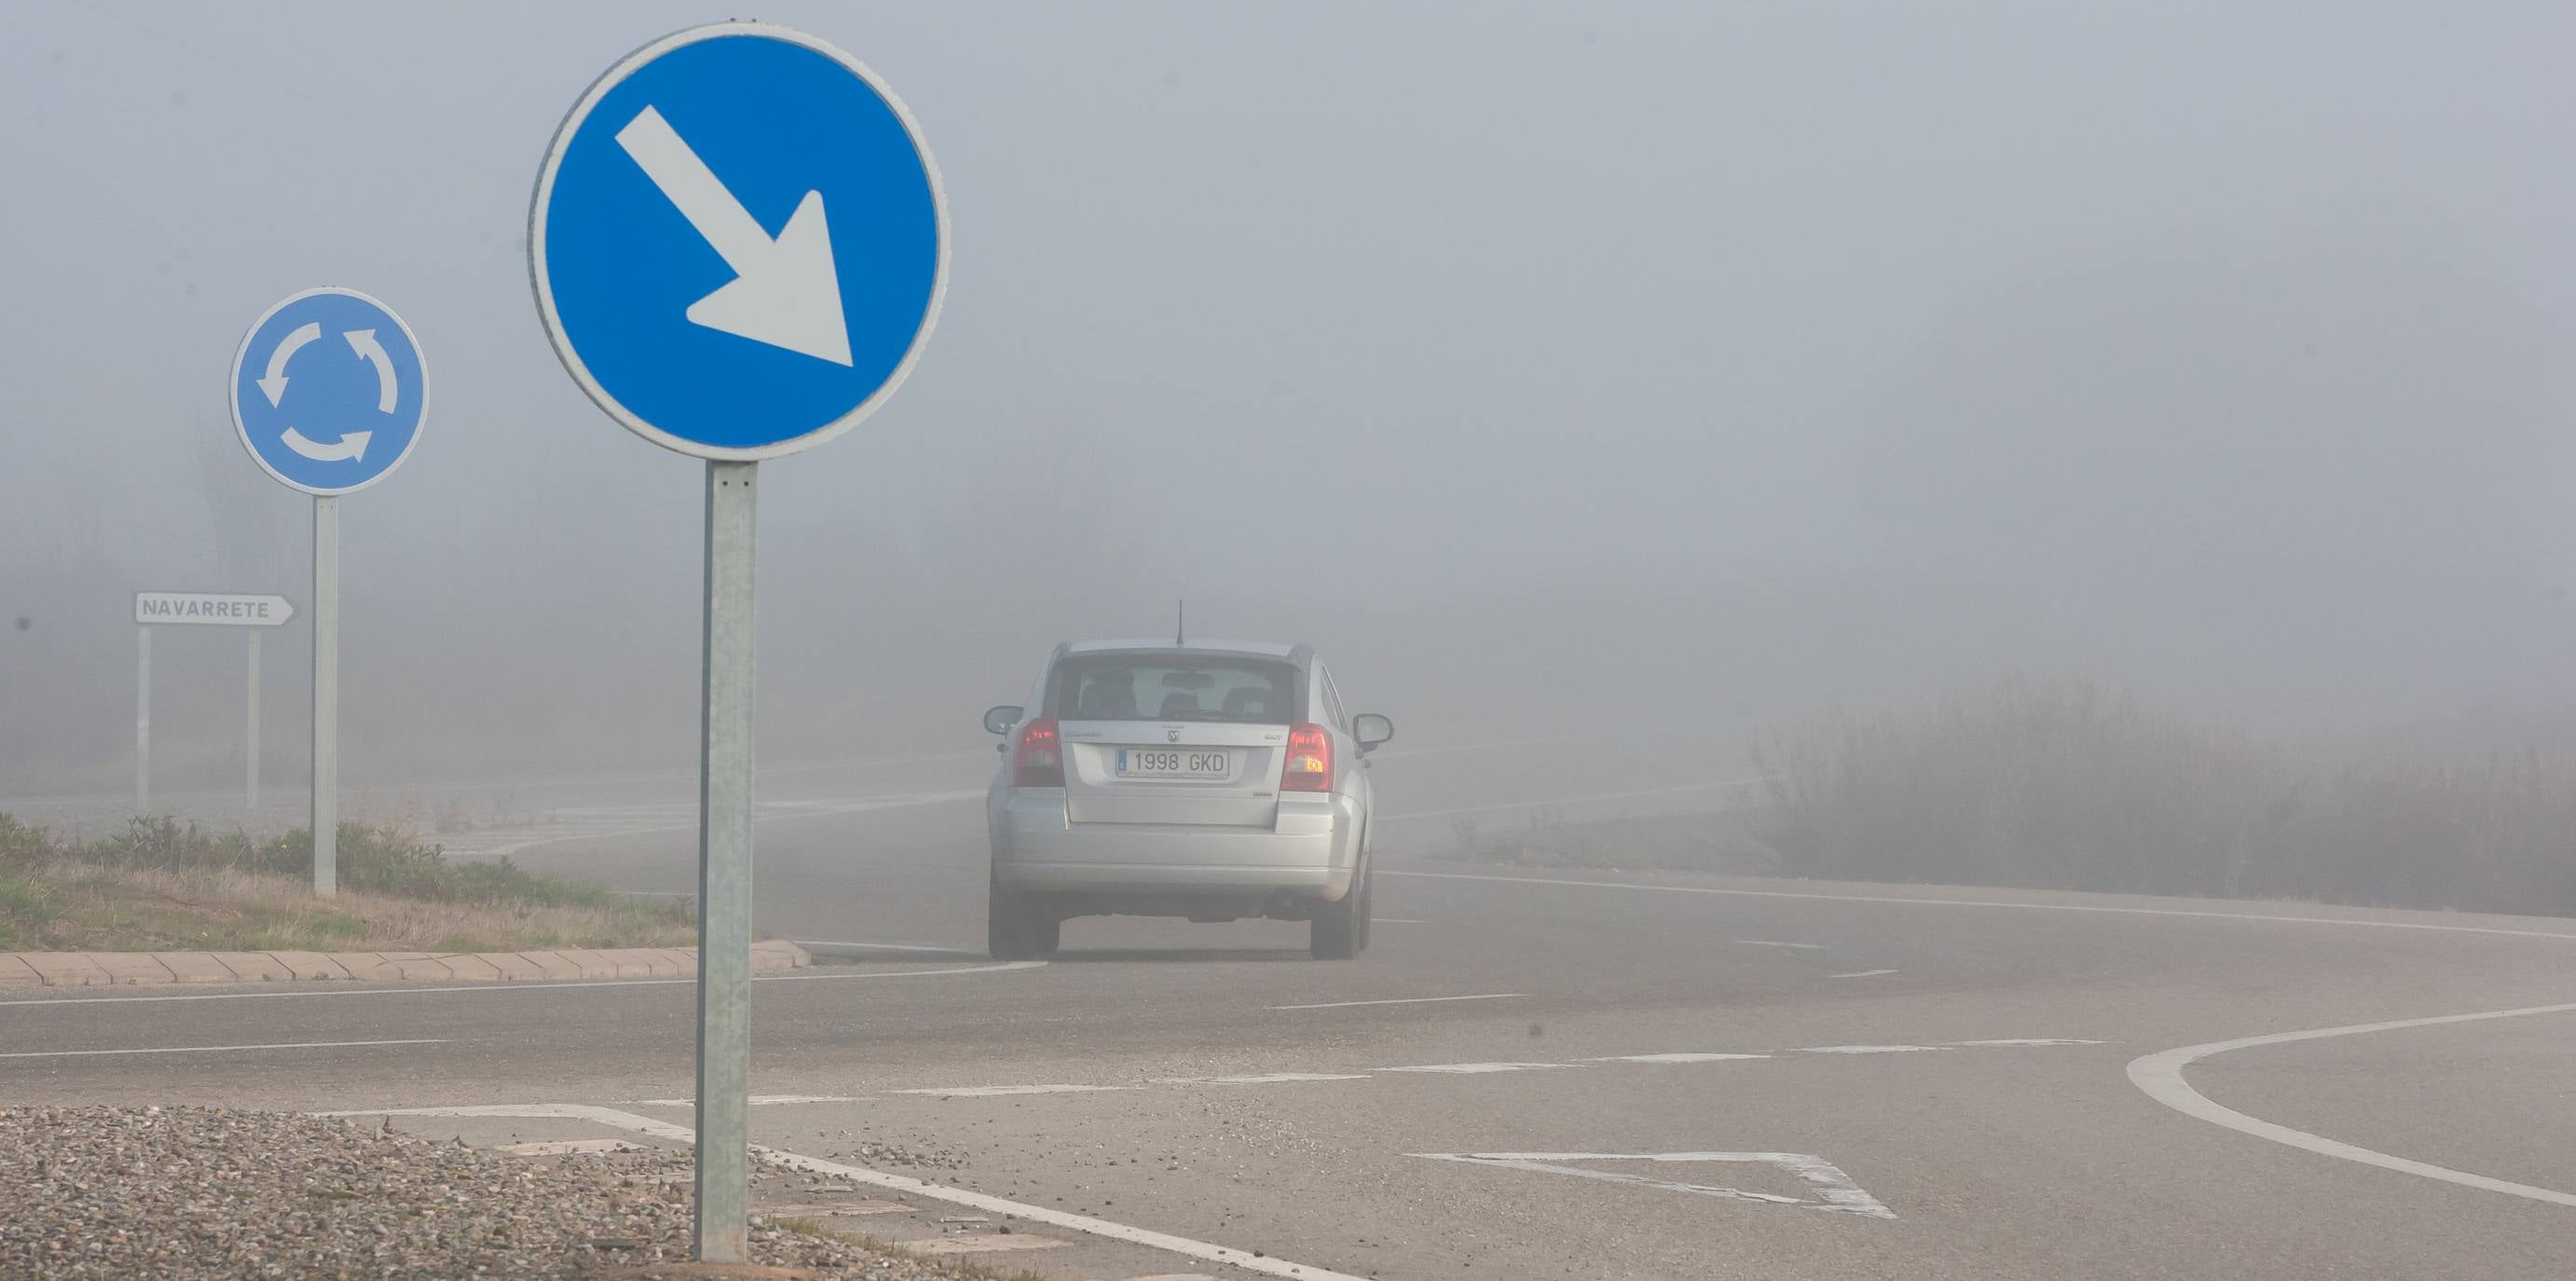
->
[1060,639,1303,659]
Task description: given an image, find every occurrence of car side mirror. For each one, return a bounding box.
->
[984,705,1023,736]
[1353,713,1394,751]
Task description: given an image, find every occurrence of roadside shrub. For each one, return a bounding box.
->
[1747,679,2576,916]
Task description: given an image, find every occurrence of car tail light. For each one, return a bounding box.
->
[1013,717,1063,787]
[1281,723,1333,792]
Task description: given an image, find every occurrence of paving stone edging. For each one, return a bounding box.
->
[0,940,809,988]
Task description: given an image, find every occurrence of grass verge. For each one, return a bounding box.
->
[0,814,693,954]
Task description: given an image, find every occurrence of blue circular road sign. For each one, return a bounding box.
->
[229,288,430,496]
[529,22,949,461]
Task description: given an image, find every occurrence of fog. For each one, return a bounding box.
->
[7,1,2576,795]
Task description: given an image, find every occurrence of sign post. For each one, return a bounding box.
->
[529,21,947,1260]
[228,288,427,896]
[130,593,298,818]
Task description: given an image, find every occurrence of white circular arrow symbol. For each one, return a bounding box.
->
[266,324,401,462]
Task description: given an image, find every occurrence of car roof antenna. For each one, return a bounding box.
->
[1174,599,1185,648]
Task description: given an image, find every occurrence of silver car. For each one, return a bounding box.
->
[982,640,1394,960]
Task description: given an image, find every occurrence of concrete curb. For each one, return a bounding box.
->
[0,940,808,989]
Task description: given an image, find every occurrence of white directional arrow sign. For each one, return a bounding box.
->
[345,329,400,411]
[257,322,321,406]
[614,104,853,365]
[134,592,297,627]
[281,426,372,461]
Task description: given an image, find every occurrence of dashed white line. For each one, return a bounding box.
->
[1268,992,1522,1012]
[1829,970,1900,979]
[1379,1062,1572,1074]
[1585,1053,1771,1064]
[892,1084,1131,1097]
[1152,1073,1373,1086]
[324,1104,1374,1281]
[2128,1002,2576,1208]
[0,1038,446,1059]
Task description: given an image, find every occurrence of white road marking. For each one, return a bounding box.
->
[1387,870,2576,942]
[903,1233,1065,1256]
[1794,1045,1943,1054]
[892,1084,1131,1097]
[1379,1061,1572,1074]
[1412,1150,1895,1219]
[1268,992,1522,1011]
[2128,1002,2576,1208]
[324,1104,1374,1281]
[1829,970,1900,979]
[0,960,1045,1010]
[1153,1073,1373,1085]
[0,1037,446,1059]
[1738,940,1829,950]
[1953,1039,2103,1047]
[793,940,983,955]
[497,1138,639,1156]
[624,1095,870,1108]
[1586,1053,1771,1064]
[1369,917,1433,924]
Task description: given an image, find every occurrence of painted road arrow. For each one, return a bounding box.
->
[612,104,853,366]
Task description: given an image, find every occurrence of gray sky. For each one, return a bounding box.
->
[7,1,2576,790]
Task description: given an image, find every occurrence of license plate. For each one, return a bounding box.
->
[1116,748,1229,778]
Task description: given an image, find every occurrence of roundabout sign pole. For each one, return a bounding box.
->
[528,22,947,1260]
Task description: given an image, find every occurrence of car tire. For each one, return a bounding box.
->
[988,874,1060,961]
[1311,854,1369,960]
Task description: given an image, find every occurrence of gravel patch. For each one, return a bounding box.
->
[0,1106,1032,1280]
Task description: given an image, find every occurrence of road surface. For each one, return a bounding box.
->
[4,742,2571,1279]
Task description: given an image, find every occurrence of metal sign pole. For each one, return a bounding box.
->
[135,626,151,813]
[311,495,339,897]
[693,460,757,1261]
[247,630,263,812]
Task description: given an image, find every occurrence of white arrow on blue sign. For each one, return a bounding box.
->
[229,288,429,495]
[528,22,949,460]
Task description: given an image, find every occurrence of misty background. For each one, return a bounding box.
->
[7,1,2575,796]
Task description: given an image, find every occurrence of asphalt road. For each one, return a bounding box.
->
[5,742,2572,1279]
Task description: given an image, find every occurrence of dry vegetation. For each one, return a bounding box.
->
[0,815,692,953]
[1742,679,2576,916]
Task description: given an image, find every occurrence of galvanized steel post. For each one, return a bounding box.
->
[693,459,757,1261]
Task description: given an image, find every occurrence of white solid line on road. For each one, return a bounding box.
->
[1387,870,2576,942]
[1586,1053,1772,1064]
[1795,1045,1942,1054]
[624,1095,871,1108]
[1412,1150,1896,1219]
[1268,992,1522,1012]
[1369,917,1433,924]
[793,940,981,955]
[1379,1062,1572,1074]
[0,1038,446,1059]
[2128,1002,2576,1208]
[1829,970,1900,979]
[1152,1073,1373,1085]
[1738,939,1829,950]
[892,1084,1130,1097]
[323,1104,1374,1281]
[0,960,1045,1010]
[1953,1039,2104,1047]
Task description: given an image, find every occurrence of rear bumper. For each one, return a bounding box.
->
[991,791,1361,902]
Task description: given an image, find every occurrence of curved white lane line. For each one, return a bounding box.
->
[1387,870,2576,942]
[2127,1003,2576,1208]
[0,960,1044,1009]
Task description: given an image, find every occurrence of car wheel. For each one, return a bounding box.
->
[988,874,1059,961]
[1311,856,1366,961]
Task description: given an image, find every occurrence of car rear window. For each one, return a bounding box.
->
[1049,654,1297,723]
